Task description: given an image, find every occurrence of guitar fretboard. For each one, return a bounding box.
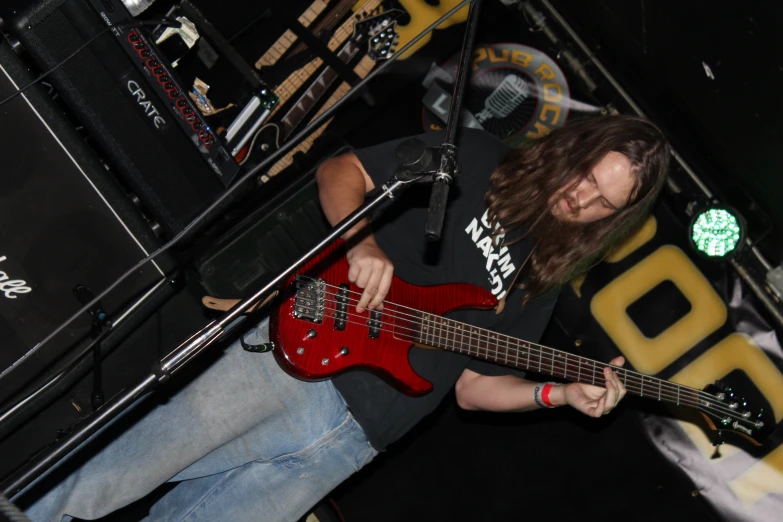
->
[264,54,375,181]
[267,0,382,115]
[279,39,362,138]
[255,0,329,69]
[415,312,701,407]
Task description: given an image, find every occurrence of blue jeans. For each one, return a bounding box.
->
[20,318,377,522]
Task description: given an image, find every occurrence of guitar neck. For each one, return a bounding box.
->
[279,38,362,138]
[270,0,382,111]
[417,312,701,407]
[256,0,330,69]
[264,54,376,180]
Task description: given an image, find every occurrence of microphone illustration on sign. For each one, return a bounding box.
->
[475,74,530,124]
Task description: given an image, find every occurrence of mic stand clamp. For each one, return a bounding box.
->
[394,139,461,238]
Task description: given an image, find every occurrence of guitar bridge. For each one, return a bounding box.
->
[293,276,325,323]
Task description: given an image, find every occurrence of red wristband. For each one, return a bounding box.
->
[541,383,554,407]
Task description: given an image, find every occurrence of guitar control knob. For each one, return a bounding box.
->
[339,347,349,356]
[306,329,317,339]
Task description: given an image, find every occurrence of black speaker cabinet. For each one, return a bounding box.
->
[3,0,242,238]
[0,39,172,403]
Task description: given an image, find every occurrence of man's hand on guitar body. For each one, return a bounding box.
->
[316,152,393,313]
[346,236,394,312]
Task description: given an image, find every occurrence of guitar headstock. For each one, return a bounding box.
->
[352,9,403,61]
[698,380,774,448]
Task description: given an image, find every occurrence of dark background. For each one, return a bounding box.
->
[550,0,783,262]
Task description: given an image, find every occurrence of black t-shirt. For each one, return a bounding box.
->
[332,128,558,451]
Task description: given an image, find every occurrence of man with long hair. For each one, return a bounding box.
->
[23,115,670,522]
[317,115,669,447]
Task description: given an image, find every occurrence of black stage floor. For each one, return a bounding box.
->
[332,391,721,522]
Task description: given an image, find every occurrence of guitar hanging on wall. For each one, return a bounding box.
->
[236,0,391,162]
[269,241,774,451]
[240,8,401,176]
[261,10,401,180]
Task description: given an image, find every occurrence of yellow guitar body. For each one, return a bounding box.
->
[391,0,469,59]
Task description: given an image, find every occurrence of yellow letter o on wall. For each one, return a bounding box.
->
[591,245,727,374]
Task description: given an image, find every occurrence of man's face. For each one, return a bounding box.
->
[549,151,635,223]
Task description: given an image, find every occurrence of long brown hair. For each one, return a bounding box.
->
[485,115,670,300]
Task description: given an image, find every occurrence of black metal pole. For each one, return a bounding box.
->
[423,0,482,241]
[1,374,158,499]
[444,0,482,147]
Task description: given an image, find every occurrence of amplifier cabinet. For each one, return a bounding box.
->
[0,40,170,404]
[5,0,241,237]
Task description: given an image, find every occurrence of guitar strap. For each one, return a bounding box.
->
[288,22,361,85]
[494,240,537,315]
[201,291,279,313]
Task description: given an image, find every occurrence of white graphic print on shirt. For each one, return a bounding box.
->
[464,209,516,299]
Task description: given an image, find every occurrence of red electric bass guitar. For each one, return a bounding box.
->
[269,241,773,447]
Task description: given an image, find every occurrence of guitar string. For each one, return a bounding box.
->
[303,278,749,416]
[313,298,714,410]
[307,304,752,424]
[302,279,724,407]
[299,278,731,409]
[296,276,754,423]
[308,298,751,424]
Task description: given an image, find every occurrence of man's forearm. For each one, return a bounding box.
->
[315,155,373,241]
[455,371,567,412]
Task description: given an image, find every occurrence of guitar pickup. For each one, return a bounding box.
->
[333,284,350,331]
[367,310,382,339]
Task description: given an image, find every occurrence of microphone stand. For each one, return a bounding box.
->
[424,0,483,241]
[1,0,483,499]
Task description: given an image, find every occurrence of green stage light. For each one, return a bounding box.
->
[689,206,745,259]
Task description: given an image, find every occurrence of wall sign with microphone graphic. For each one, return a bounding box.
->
[422,43,579,145]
